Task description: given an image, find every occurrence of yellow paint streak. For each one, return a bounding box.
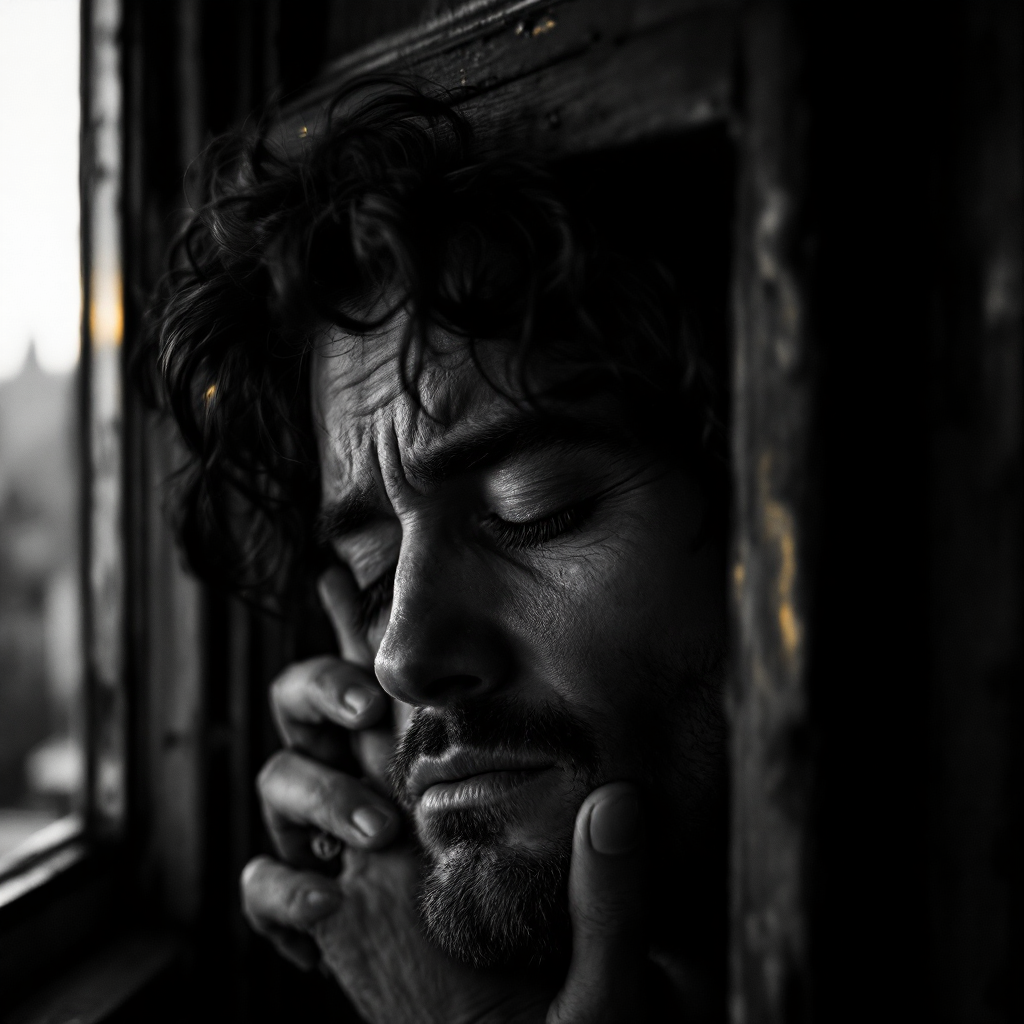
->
[204,384,217,404]
[760,453,801,662]
[89,271,123,349]
[532,17,557,35]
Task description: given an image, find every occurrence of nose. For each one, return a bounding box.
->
[373,532,514,708]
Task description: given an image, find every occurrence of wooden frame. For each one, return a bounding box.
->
[287,2,815,1016]
[0,0,134,1006]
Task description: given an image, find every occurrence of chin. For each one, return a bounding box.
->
[417,836,571,969]
[413,798,576,969]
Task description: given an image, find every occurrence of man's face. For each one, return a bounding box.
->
[312,319,726,967]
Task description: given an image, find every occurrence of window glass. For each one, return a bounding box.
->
[0,0,83,860]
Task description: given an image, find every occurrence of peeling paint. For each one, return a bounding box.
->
[760,452,802,663]
[754,184,801,369]
[514,15,557,38]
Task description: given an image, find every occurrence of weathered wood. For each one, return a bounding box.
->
[283,0,739,158]
[729,4,813,1022]
[82,0,128,839]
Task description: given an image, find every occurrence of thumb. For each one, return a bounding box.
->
[548,782,647,1024]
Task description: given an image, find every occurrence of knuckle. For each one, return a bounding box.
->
[284,885,312,925]
[269,673,287,706]
[310,656,344,684]
[240,857,263,891]
[309,766,344,811]
[271,658,331,704]
[256,750,292,797]
[268,664,302,707]
[240,856,273,902]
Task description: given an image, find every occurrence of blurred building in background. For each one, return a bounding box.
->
[0,344,81,856]
[0,0,82,861]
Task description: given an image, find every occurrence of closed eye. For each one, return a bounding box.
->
[484,499,595,551]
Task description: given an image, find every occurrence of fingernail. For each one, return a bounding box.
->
[342,687,373,715]
[304,887,342,912]
[351,806,391,839]
[589,791,642,856]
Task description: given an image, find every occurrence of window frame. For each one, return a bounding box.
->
[0,0,135,1004]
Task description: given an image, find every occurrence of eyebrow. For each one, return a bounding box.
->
[409,416,578,483]
[315,414,621,542]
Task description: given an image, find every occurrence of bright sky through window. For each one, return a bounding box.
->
[0,0,80,381]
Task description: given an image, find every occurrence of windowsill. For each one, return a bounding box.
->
[0,815,86,909]
[5,927,180,1024]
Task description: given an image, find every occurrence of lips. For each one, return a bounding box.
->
[406,748,554,804]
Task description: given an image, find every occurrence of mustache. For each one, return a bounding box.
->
[388,695,601,806]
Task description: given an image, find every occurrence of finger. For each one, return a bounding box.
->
[270,656,388,756]
[258,749,401,865]
[319,565,374,668]
[241,855,341,969]
[352,723,399,795]
[547,783,646,1024]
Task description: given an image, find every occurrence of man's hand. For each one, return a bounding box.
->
[242,565,402,969]
[241,567,653,1022]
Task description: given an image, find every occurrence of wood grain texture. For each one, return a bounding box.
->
[82,0,128,841]
[281,0,739,158]
[729,4,812,1022]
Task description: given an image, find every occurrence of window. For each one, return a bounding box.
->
[0,0,136,1010]
[0,0,84,884]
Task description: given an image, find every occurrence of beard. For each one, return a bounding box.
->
[386,638,727,970]
[388,695,601,969]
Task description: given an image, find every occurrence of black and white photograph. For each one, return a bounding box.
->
[0,2,1019,1022]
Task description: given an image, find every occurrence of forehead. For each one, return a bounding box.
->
[311,318,523,497]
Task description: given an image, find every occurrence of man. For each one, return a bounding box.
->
[147,83,729,1021]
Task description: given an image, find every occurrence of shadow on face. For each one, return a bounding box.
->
[312,321,727,965]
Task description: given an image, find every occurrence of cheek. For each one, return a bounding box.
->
[516,531,690,657]
[499,530,716,751]
[498,542,651,706]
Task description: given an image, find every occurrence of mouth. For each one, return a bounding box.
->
[407,749,556,812]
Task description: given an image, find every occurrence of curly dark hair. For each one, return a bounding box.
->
[140,78,727,609]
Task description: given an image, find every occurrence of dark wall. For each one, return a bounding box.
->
[803,3,1021,1021]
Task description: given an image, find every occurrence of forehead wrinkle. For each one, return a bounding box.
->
[372,358,493,503]
[314,316,410,517]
